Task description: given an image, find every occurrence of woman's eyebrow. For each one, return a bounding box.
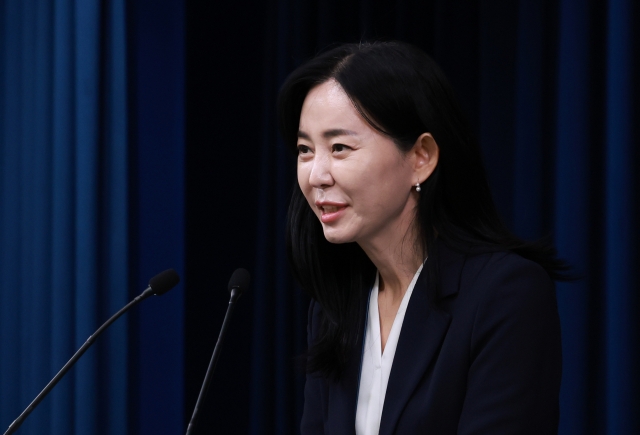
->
[297,129,358,139]
[322,128,357,139]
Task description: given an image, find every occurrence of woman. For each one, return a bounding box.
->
[279,41,565,435]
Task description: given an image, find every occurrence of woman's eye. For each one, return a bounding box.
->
[332,143,350,153]
[297,145,311,154]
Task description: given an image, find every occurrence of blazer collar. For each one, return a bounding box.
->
[378,240,468,434]
[436,239,468,300]
[379,241,467,434]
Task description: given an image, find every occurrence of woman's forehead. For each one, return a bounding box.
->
[299,80,369,136]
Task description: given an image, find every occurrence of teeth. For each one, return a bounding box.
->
[323,206,340,213]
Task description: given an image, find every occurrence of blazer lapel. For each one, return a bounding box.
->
[378,242,465,435]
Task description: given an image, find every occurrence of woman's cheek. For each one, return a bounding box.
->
[297,164,310,192]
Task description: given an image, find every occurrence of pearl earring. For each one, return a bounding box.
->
[415,183,421,192]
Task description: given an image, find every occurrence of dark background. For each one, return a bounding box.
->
[183,0,268,433]
[183,0,639,434]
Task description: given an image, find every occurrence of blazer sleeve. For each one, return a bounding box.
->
[300,300,326,434]
[457,255,562,434]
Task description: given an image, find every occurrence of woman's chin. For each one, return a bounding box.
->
[322,228,354,245]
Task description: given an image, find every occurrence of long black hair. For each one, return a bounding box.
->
[278,41,568,380]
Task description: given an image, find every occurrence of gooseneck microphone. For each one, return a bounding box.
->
[4,269,181,435]
[186,268,251,435]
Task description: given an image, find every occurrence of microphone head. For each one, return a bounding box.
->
[228,268,251,297]
[149,269,181,295]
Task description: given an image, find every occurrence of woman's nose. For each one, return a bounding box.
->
[308,154,334,189]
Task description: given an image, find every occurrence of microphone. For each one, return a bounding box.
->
[4,269,181,435]
[185,268,251,435]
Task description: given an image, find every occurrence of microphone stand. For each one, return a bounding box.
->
[4,287,156,435]
[185,287,242,435]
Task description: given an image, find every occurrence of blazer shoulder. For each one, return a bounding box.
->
[457,250,561,433]
[453,249,558,335]
[472,250,555,296]
[463,249,560,360]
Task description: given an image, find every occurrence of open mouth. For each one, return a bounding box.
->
[318,204,347,223]
[321,205,344,214]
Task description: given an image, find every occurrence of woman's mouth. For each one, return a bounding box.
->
[318,203,348,223]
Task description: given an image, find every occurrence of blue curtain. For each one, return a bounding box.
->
[0,0,129,433]
[0,0,185,433]
[554,0,638,432]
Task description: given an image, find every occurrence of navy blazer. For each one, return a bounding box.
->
[301,242,562,434]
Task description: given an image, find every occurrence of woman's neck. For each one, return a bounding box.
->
[358,229,424,300]
[360,227,424,354]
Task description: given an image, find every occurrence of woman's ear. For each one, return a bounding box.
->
[411,133,439,184]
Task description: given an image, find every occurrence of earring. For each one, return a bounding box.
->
[415,183,421,192]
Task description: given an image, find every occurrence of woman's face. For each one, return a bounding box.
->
[297,80,419,248]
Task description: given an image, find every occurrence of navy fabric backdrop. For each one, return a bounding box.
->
[1,0,132,433]
[1,0,638,434]
[1,0,185,434]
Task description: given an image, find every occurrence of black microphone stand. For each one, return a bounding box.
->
[4,268,179,435]
[185,287,242,435]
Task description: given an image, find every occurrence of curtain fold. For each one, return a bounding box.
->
[604,0,635,432]
[1,0,129,433]
[554,0,594,432]
[50,2,76,432]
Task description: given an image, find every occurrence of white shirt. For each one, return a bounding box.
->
[355,264,424,435]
